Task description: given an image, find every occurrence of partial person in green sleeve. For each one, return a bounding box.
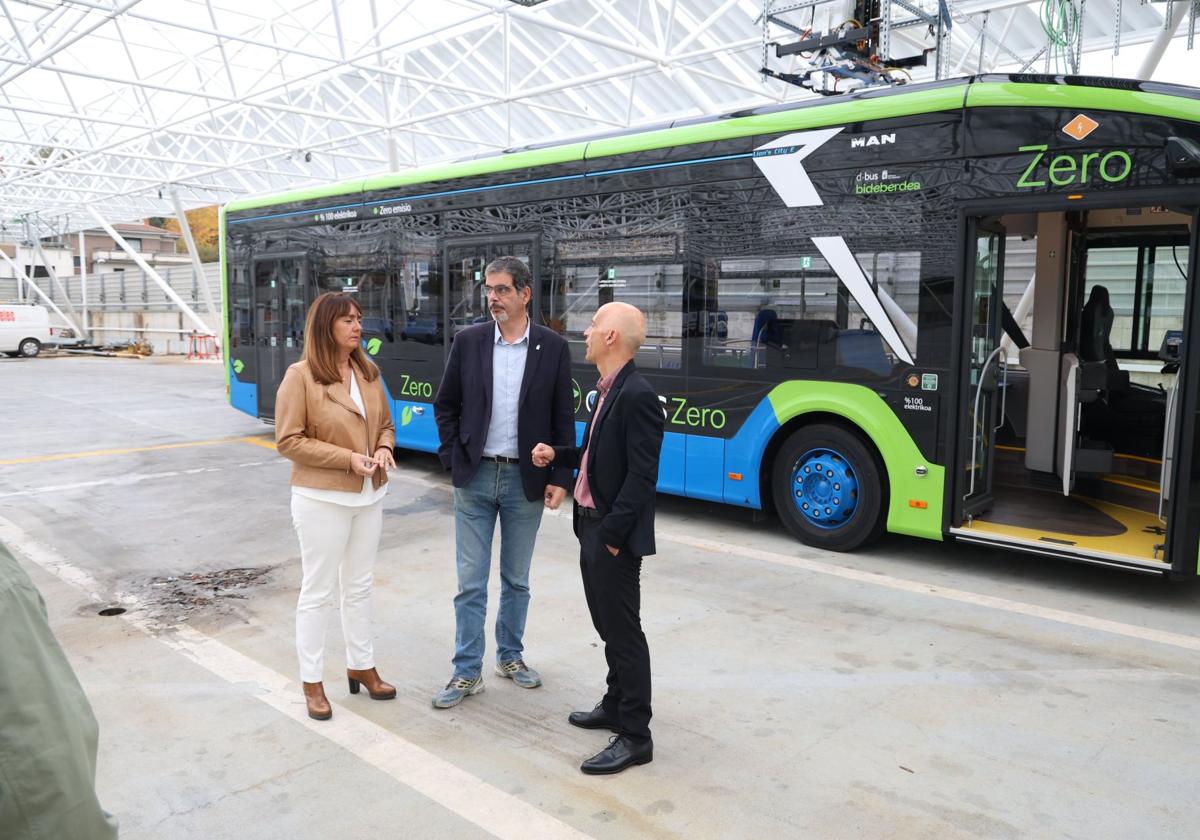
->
[0,540,119,840]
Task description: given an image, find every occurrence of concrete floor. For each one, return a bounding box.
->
[3,354,1200,840]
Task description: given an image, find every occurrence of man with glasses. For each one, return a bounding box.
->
[432,255,575,708]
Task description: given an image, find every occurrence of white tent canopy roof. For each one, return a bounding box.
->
[1,0,1196,237]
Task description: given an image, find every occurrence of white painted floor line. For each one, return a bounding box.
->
[387,465,1200,653]
[657,531,1200,654]
[0,461,280,498]
[0,517,594,840]
[386,465,1200,653]
[0,471,186,498]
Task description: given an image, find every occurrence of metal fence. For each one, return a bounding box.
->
[0,262,222,313]
[1,263,222,353]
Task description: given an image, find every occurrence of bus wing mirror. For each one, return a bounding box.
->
[1166,137,1200,177]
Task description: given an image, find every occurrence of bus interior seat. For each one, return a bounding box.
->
[757,318,835,369]
[752,309,783,348]
[706,310,728,341]
[835,329,893,376]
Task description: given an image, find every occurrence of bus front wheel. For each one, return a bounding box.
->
[772,423,884,552]
[18,338,41,358]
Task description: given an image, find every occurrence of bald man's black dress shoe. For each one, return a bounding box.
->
[568,703,619,732]
[580,735,653,775]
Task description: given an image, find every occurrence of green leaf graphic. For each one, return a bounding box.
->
[401,406,413,426]
[367,337,382,356]
[232,359,245,375]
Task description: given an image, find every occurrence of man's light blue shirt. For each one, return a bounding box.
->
[482,319,529,458]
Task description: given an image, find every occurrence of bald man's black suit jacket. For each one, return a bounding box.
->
[553,360,664,558]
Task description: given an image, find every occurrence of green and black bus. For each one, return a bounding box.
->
[221,74,1200,577]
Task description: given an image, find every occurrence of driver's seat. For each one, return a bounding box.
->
[1077,284,1166,459]
[1078,285,1129,393]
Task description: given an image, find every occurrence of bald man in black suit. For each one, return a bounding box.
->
[533,302,664,775]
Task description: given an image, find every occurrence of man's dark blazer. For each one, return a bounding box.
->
[434,320,574,502]
[553,360,664,558]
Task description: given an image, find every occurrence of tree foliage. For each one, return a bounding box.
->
[156,205,219,262]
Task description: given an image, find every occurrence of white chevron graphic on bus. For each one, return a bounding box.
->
[752,128,915,366]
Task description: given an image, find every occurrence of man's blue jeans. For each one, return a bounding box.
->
[452,460,544,680]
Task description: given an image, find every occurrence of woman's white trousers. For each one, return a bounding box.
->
[290,493,383,683]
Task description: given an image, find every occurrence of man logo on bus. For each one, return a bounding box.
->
[1062,114,1099,141]
[850,133,895,148]
[572,378,581,413]
[232,359,244,375]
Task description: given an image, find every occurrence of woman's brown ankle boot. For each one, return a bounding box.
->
[347,667,396,700]
[303,681,332,720]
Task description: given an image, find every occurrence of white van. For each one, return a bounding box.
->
[0,304,54,357]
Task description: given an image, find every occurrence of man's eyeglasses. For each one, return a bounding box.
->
[484,283,516,298]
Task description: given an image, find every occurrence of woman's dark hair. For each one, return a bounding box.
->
[301,292,378,385]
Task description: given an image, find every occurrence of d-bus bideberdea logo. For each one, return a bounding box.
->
[1063,114,1100,141]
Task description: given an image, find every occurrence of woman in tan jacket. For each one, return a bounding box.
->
[276,292,397,720]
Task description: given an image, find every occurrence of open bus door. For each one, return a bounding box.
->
[1166,210,1200,578]
[956,217,1007,523]
[1057,214,1091,495]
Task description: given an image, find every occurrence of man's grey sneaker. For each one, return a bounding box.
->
[494,659,543,689]
[432,675,484,709]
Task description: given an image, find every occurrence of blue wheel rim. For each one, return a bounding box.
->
[791,447,859,529]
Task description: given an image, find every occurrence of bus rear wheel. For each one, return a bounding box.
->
[18,338,41,358]
[772,423,884,552]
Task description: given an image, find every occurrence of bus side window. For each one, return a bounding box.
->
[844,249,920,368]
[698,255,837,370]
[549,257,685,371]
[230,261,252,349]
[359,277,395,345]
